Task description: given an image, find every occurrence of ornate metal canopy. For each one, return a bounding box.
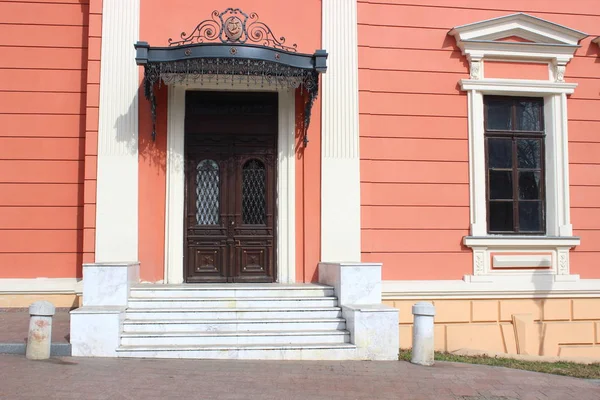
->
[135,8,328,146]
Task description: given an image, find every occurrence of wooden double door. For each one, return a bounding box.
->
[184,91,277,283]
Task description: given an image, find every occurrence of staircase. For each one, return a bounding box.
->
[116,283,362,360]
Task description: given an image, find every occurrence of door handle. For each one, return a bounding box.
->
[230,220,235,225]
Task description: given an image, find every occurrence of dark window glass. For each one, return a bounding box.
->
[519,202,542,232]
[489,202,514,232]
[489,171,513,200]
[488,138,512,168]
[486,98,513,130]
[485,96,545,234]
[518,171,541,200]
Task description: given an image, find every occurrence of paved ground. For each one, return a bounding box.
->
[0,308,70,343]
[0,354,598,400]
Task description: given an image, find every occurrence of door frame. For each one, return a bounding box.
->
[164,82,296,284]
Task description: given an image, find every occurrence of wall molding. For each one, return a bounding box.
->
[164,82,296,284]
[382,279,600,300]
[460,79,577,94]
[0,279,83,295]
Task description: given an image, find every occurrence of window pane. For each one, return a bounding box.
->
[488,138,512,168]
[486,98,513,130]
[519,202,542,232]
[489,170,513,199]
[516,100,543,131]
[517,139,541,169]
[519,171,541,200]
[489,201,514,232]
[242,159,266,225]
[196,160,220,225]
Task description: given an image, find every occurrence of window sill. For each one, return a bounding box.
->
[463,235,580,279]
[463,236,580,249]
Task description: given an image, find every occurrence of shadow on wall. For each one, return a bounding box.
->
[112,82,167,173]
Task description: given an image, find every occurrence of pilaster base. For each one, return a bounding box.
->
[318,262,399,360]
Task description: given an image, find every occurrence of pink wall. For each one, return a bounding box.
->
[358,0,600,280]
[0,1,90,278]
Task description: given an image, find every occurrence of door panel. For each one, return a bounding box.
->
[184,91,277,283]
[231,155,275,282]
[185,155,229,283]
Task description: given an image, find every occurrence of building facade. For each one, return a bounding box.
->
[1,0,600,359]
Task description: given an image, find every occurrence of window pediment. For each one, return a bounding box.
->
[449,13,587,81]
[450,13,586,47]
[448,13,588,82]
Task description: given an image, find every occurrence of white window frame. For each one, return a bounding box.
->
[449,13,587,283]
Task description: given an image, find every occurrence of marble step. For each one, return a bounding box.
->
[120,330,350,346]
[116,343,361,360]
[130,284,334,299]
[124,307,342,320]
[122,318,347,333]
[127,297,338,309]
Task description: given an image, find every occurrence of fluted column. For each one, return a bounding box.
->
[95,0,140,262]
[321,0,361,262]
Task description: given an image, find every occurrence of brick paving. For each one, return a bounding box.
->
[0,308,71,344]
[0,354,598,400]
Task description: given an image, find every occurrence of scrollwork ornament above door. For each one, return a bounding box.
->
[168,8,298,52]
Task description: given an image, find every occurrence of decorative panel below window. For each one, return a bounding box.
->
[195,160,220,225]
[242,159,266,225]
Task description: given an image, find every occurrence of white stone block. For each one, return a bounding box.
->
[343,304,399,360]
[83,262,139,306]
[70,307,124,357]
[318,262,382,305]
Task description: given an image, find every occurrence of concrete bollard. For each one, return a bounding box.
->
[26,301,56,360]
[411,302,436,366]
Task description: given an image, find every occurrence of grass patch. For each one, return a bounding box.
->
[398,349,600,380]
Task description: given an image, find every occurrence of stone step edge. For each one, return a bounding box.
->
[131,284,333,290]
[128,296,337,302]
[123,317,346,324]
[121,330,349,338]
[117,343,357,351]
[125,307,341,313]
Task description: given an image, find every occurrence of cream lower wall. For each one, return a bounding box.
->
[1,294,81,308]
[387,298,600,359]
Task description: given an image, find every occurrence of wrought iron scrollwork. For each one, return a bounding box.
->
[168,8,297,52]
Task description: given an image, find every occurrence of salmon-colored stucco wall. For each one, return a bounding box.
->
[358,0,600,280]
[138,0,322,282]
[0,0,91,278]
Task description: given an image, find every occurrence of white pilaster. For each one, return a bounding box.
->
[95,0,140,262]
[321,0,361,262]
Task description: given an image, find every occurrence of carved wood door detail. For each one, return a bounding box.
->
[184,91,277,283]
